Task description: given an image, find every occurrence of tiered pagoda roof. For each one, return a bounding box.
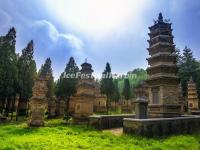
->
[76,60,95,97]
[146,13,179,83]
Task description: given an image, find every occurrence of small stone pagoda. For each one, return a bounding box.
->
[146,13,181,117]
[93,81,107,113]
[187,77,199,113]
[28,77,48,127]
[72,60,96,124]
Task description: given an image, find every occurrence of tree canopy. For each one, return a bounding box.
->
[17,40,37,100]
[56,57,79,99]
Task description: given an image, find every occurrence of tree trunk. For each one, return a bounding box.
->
[3,97,8,116]
[115,100,116,112]
[16,98,20,121]
[11,97,15,120]
[63,97,69,120]
[106,96,109,114]
[26,100,29,118]
[127,100,128,113]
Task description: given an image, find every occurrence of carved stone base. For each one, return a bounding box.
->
[148,104,181,118]
[28,97,47,127]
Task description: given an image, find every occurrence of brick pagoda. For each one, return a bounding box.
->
[72,60,96,124]
[187,77,199,112]
[146,13,181,117]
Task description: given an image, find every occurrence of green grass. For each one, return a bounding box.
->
[0,119,200,150]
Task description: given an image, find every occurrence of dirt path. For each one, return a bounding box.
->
[103,128,123,136]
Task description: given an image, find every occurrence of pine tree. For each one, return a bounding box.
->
[178,46,200,98]
[0,28,18,115]
[123,79,131,100]
[100,62,114,113]
[56,57,79,118]
[17,40,37,115]
[38,58,54,98]
[123,78,131,111]
[112,79,120,111]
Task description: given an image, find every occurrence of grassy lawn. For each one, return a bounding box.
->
[0,119,200,150]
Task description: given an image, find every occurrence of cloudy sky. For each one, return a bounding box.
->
[0,0,200,79]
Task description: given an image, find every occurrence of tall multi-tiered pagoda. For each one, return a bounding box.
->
[146,13,181,117]
[72,60,96,124]
[187,77,199,112]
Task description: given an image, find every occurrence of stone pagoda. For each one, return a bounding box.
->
[146,13,181,117]
[187,77,199,113]
[28,77,48,127]
[72,60,96,124]
[93,81,107,113]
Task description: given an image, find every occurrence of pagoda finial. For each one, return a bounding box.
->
[85,58,87,63]
[158,12,163,23]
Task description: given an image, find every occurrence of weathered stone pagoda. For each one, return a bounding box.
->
[72,60,96,124]
[187,77,199,112]
[28,77,48,127]
[146,13,181,117]
[93,81,107,113]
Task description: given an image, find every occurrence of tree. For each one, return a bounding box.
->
[123,78,131,111]
[111,79,120,111]
[123,79,131,100]
[17,40,37,116]
[100,62,114,114]
[116,68,148,98]
[56,57,79,118]
[0,28,18,116]
[178,46,200,99]
[38,58,55,98]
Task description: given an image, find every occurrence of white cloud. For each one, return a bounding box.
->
[59,34,83,50]
[43,0,153,39]
[33,20,83,50]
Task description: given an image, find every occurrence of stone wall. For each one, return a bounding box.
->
[123,115,200,137]
[89,114,135,130]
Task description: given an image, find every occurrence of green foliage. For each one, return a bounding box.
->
[117,68,148,98]
[100,62,114,99]
[123,79,131,100]
[0,119,200,149]
[17,40,37,100]
[56,57,79,98]
[0,28,18,98]
[111,79,120,102]
[177,47,200,98]
[100,63,114,113]
[38,58,55,98]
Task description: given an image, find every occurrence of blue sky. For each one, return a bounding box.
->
[0,0,200,79]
